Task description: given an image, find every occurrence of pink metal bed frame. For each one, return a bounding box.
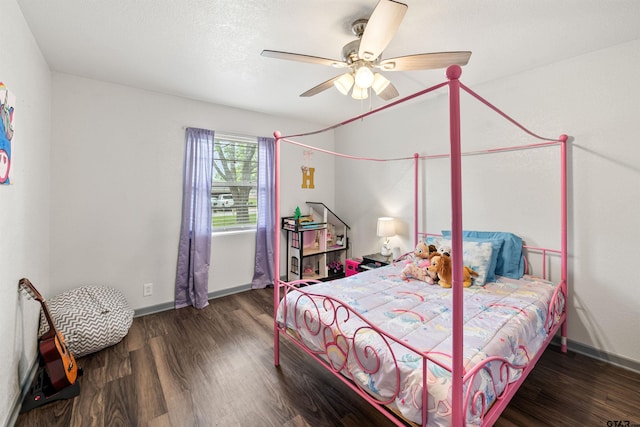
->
[272,65,568,426]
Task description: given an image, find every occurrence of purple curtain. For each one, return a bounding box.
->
[175,128,214,309]
[251,137,276,289]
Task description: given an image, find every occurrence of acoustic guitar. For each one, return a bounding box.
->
[18,278,78,390]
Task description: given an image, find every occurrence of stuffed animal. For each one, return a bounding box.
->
[427,244,438,257]
[400,241,437,283]
[428,255,479,288]
[414,241,437,259]
[438,244,452,257]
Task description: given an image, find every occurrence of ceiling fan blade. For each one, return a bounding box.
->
[300,75,344,97]
[377,81,399,101]
[261,50,347,68]
[377,51,472,71]
[358,0,408,62]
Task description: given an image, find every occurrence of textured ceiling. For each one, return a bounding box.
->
[17,0,640,125]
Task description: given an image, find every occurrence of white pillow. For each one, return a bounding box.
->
[429,238,494,286]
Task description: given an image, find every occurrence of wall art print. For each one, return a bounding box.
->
[1,82,16,185]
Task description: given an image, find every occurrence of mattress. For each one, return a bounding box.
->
[276,263,564,426]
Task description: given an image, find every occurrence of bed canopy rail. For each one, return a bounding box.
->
[272,65,568,427]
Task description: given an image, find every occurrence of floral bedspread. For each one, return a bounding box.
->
[276,263,564,426]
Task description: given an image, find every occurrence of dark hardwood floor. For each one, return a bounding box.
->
[16,288,640,426]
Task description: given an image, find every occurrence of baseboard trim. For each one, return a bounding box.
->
[133,284,252,317]
[551,336,640,374]
[6,355,40,427]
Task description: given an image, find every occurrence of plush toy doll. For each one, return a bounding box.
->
[400,242,437,283]
[438,244,452,257]
[428,255,479,288]
[427,244,438,257]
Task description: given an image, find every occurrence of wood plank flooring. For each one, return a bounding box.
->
[16,288,640,426]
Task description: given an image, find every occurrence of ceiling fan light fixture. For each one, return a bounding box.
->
[334,73,354,95]
[351,85,369,100]
[354,65,374,89]
[372,73,391,95]
[262,0,471,103]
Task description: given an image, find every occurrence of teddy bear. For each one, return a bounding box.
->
[428,254,479,288]
[400,241,438,283]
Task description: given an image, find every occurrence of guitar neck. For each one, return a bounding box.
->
[19,278,59,336]
[39,301,60,337]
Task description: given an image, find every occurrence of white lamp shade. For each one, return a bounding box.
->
[371,73,391,95]
[376,217,395,237]
[354,65,374,88]
[334,73,354,95]
[351,85,369,100]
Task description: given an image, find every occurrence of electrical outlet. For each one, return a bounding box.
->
[143,282,153,297]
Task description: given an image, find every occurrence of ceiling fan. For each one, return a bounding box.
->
[261,0,471,101]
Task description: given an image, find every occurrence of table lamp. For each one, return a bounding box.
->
[376,217,395,257]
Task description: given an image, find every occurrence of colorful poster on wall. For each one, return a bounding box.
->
[1,82,16,185]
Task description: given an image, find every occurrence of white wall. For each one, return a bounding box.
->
[0,0,52,424]
[335,39,640,365]
[49,73,334,311]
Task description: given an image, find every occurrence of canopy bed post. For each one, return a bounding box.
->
[273,131,282,366]
[414,152,419,247]
[560,133,569,353]
[447,64,464,427]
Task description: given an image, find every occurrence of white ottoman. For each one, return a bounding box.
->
[38,286,134,358]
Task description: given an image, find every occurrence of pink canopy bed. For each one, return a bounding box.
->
[271,65,568,426]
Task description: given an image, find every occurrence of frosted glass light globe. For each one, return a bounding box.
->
[354,66,374,89]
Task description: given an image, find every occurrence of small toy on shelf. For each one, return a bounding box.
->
[303,265,314,276]
[327,261,343,275]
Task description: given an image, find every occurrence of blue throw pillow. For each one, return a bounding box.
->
[442,230,524,279]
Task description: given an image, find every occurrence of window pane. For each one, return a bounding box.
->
[212,133,258,231]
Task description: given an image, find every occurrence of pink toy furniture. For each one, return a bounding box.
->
[345,258,361,277]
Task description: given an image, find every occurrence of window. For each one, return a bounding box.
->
[212,133,258,231]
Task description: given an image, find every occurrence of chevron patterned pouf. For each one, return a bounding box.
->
[38,286,134,358]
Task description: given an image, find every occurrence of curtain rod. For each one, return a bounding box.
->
[181,126,261,142]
